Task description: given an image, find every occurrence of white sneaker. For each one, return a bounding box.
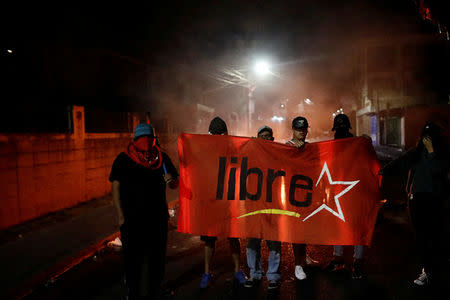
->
[295,265,307,280]
[413,269,429,286]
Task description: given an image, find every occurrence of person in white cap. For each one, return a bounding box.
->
[286,116,319,281]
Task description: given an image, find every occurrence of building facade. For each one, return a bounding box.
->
[354,34,449,149]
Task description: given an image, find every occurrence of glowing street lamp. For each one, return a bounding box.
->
[254,60,270,77]
[215,59,273,134]
[271,116,285,122]
[248,60,272,133]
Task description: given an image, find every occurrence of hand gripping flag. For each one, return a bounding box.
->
[177,134,381,245]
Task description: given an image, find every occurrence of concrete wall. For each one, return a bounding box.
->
[0,106,132,229]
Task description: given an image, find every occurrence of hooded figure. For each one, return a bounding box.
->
[332,114,353,139]
[199,117,247,289]
[381,121,448,286]
[208,116,228,135]
[326,114,365,279]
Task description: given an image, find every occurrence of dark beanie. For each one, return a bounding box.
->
[208,117,228,135]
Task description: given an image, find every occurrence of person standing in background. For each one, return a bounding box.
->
[381,121,448,286]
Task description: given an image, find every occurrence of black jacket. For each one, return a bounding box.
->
[382,147,448,197]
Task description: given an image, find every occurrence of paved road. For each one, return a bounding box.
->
[23,206,450,300]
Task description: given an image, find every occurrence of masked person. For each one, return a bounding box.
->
[286,116,319,280]
[324,114,365,279]
[381,121,448,286]
[245,125,282,290]
[110,123,179,299]
[199,117,247,289]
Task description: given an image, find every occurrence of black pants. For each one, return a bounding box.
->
[409,193,444,276]
[120,218,168,299]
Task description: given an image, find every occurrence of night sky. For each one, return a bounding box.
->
[3,1,428,65]
[1,0,447,133]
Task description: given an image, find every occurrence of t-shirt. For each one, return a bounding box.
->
[286,139,308,147]
[109,151,178,228]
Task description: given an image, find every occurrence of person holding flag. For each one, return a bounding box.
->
[199,117,247,289]
[177,115,383,286]
[286,116,318,280]
[324,114,365,279]
[110,123,179,299]
[244,125,282,290]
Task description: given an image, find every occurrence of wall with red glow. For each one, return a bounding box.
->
[403,105,450,149]
[0,106,133,230]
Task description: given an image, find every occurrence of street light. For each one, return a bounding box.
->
[254,60,270,77]
[208,59,273,135]
[248,60,272,133]
[271,116,285,122]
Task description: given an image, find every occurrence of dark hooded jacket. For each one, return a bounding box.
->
[382,138,448,197]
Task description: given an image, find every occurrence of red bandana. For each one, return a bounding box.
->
[125,136,162,169]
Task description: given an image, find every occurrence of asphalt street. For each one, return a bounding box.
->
[23,205,450,300]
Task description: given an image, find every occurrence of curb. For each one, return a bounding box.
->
[6,231,120,300]
[7,200,179,300]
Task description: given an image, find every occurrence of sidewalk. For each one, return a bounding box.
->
[0,196,120,300]
[0,191,196,300]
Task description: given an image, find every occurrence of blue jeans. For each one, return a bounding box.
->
[246,238,281,281]
[334,245,364,259]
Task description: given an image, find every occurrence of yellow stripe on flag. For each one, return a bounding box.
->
[237,209,300,219]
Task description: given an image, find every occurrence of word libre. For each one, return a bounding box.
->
[216,157,313,207]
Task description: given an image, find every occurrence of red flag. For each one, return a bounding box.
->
[177,134,381,245]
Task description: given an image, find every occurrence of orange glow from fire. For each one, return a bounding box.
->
[324,187,331,204]
[280,175,286,207]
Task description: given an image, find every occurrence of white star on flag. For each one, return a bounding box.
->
[303,162,359,222]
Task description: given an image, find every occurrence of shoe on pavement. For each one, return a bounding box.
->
[244,277,260,288]
[267,280,280,290]
[234,269,247,284]
[295,265,307,280]
[352,259,364,279]
[413,269,429,286]
[199,273,211,289]
[306,255,319,266]
[325,258,345,272]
